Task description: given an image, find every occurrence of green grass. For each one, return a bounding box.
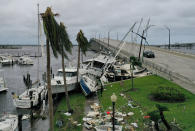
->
[54,92,86,131]
[99,75,195,131]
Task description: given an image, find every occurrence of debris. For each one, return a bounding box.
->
[116,117,123,122]
[120,93,125,97]
[72,121,78,125]
[128,112,134,116]
[77,123,81,126]
[64,112,71,116]
[56,120,63,128]
[83,117,92,122]
[87,111,99,117]
[131,123,138,128]
[22,114,30,120]
[84,122,93,129]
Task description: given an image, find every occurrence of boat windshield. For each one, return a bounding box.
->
[93,61,104,69]
[57,71,77,77]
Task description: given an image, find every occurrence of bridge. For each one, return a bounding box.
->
[90,38,195,94]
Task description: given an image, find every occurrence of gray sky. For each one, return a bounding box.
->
[0,0,195,45]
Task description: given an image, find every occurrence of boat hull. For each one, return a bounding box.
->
[80,78,91,96]
[51,83,77,94]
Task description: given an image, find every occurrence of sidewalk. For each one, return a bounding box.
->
[82,94,99,131]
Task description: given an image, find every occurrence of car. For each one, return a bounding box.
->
[143,50,155,58]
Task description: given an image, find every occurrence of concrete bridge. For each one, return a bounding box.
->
[90,38,195,94]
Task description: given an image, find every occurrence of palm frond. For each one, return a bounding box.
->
[59,22,73,55]
[41,7,60,58]
[76,30,90,55]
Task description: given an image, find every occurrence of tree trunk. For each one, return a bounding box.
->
[46,39,54,131]
[76,44,81,85]
[154,122,160,131]
[61,50,72,113]
[160,111,171,130]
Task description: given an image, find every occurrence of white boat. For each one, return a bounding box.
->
[95,124,122,131]
[0,114,18,131]
[80,74,98,96]
[0,56,15,66]
[17,56,33,65]
[51,68,78,94]
[12,84,47,109]
[0,77,8,92]
[82,53,115,77]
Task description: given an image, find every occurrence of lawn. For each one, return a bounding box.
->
[54,91,86,131]
[99,75,195,131]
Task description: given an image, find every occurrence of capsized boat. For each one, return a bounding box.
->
[12,83,47,109]
[17,56,33,65]
[80,74,98,96]
[0,114,18,131]
[82,53,115,77]
[0,77,8,92]
[51,67,78,94]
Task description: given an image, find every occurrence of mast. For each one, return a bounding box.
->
[37,3,40,82]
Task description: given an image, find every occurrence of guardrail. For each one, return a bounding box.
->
[93,39,195,93]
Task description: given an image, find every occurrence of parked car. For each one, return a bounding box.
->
[143,51,155,58]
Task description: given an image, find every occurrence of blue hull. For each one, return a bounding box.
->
[80,78,91,96]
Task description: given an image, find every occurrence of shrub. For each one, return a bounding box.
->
[151,86,186,102]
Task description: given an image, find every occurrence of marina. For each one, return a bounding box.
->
[0,1,195,131]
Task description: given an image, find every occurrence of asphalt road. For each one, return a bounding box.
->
[99,38,195,93]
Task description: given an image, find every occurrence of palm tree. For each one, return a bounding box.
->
[41,7,60,131]
[156,104,171,130]
[148,110,160,131]
[59,22,73,113]
[76,30,90,85]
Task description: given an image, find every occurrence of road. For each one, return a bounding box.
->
[95,38,195,93]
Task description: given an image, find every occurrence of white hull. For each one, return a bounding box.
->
[51,76,78,94]
[12,85,47,109]
[0,114,18,131]
[17,56,34,65]
[51,83,77,94]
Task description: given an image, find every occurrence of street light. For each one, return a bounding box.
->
[111,93,117,131]
[164,26,171,50]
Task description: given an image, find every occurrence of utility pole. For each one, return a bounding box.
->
[108,31,110,47]
[138,30,145,61]
[165,26,171,50]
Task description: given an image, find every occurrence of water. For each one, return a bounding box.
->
[0,46,94,130]
[163,46,195,55]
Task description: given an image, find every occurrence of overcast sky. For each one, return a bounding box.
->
[0,0,195,45]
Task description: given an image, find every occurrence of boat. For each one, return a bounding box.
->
[80,74,98,96]
[105,65,131,82]
[82,53,115,77]
[95,124,122,131]
[0,77,8,92]
[12,83,47,109]
[17,56,33,65]
[51,67,78,94]
[0,114,18,131]
[0,56,15,66]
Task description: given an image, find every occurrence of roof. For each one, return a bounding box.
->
[57,68,77,72]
